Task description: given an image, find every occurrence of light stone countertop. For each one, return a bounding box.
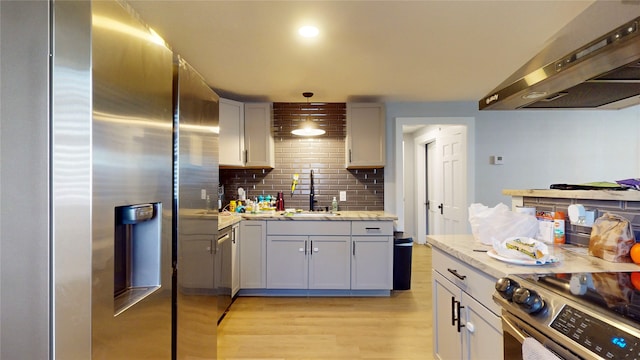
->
[178,209,242,230]
[218,213,243,229]
[503,189,640,201]
[180,209,396,230]
[427,234,640,279]
[239,210,397,221]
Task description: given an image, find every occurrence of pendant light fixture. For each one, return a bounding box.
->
[291,92,325,136]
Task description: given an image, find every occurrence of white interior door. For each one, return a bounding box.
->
[439,126,467,234]
[427,141,438,235]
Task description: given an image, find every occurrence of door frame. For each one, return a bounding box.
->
[393,117,475,244]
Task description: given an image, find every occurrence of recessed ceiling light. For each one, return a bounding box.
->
[298,26,319,38]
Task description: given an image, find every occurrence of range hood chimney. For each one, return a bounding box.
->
[479,1,640,110]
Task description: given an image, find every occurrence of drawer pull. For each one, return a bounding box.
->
[447,268,467,280]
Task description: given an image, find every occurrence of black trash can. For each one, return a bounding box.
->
[393,232,413,290]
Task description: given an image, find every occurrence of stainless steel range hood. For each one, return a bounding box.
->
[479,2,640,110]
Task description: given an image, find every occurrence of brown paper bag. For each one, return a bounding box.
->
[589,213,636,262]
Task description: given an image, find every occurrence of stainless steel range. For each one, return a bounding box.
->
[494,272,640,359]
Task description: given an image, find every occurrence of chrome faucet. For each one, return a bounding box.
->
[309,169,317,211]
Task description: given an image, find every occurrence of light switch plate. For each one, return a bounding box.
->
[339,191,346,201]
[201,189,207,199]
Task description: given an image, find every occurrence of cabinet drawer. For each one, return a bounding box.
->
[432,248,500,315]
[267,220,351,235]
[351,221,392,236]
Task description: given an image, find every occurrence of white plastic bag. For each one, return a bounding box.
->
[468,203,539,245]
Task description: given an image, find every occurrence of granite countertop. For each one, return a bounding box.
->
[239,210,398,221]
[427,234,640,279]
[181,209,396,230]
[218,213,242,229]
[503,189,640,201]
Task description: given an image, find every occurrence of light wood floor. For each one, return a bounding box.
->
[218,244,433,359]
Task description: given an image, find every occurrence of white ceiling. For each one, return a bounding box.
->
[128,0,595,104]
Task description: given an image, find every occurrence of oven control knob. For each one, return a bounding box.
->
[513,287,545,314]
[495,277,519,301]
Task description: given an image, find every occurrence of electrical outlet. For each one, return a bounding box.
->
[340,191,346,201]
[201,189,207,199]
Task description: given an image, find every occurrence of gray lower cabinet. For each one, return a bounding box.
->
[432,247,502,360]
[231,223,240,296]
[351,237,392,289]
[239,220,266,289]
[266,235,351,289]
[238,219,394,294]
[179,236,214,289]
[351,221,393,290]
[309,236,351,289]
[266,221,351,290]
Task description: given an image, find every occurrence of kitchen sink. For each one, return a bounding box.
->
[286,212,339,217]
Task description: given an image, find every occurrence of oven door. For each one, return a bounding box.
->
[502,312,582,360]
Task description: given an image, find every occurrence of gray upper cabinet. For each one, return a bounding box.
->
[345,103,385,168]
[219,98,245,167]
[219,100,274,168]
[244,102,275,168]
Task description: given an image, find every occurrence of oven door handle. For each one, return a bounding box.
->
[502,314,528,343]
[502,314,581,360]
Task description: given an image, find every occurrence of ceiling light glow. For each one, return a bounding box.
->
[298,26,319,38]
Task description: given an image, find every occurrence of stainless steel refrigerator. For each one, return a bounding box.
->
[0,1,218,358]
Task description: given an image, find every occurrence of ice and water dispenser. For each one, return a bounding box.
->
[114,203,162,315]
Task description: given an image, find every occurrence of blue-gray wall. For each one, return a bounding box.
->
[385,101,640,217]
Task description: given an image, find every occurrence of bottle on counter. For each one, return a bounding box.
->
[332,196,338,212]
[276,192,285,211]
[553,211,565,244]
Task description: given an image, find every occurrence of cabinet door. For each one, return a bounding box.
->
[433,271,463,360]
[179,236,214,290]
[231,224,240,296]
[266,235,308,289]
[351,236,392,289]
[219,98,245,167]
[461,292,503,360]
[308,236,350,289]
[244,102,274,168]
[239,221,266,289]
[345,103,385,168]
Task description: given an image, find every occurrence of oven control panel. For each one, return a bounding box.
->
[551,305,640,359]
